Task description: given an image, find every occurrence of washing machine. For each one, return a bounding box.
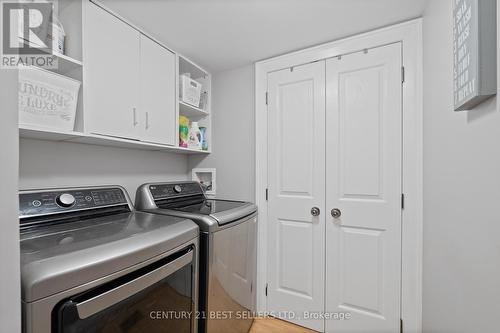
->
[136,181,257,333]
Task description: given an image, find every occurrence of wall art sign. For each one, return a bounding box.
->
[18,67,81,131]
[453,0,496,111]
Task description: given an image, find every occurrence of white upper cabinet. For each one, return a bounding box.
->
[84,1,141,139]
[84,1,177,145]
[18,0,211,154]
[139,35,176,145]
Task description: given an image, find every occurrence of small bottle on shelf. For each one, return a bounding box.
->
[199,91,208,111]
[200,127,208,151]
[179,116,189,148]
[188,121,202,150]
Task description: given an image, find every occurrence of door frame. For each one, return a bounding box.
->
[255,19,423,333]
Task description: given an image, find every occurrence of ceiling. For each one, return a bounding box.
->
[101,0,428,73]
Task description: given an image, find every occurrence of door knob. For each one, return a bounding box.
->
[331,208,341,218]
[311,207,320,216]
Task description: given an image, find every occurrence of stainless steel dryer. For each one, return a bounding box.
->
[20,186,199,333]
[135,181,257,333]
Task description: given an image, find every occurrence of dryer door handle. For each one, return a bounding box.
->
[76,248,193,319]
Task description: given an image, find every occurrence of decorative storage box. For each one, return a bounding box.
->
[179,74,202,107]
[19,67,81,131]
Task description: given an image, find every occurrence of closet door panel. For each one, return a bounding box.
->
[266,61,326,332]
[325,43,402,333]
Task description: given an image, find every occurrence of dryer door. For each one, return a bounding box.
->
[53,247,196,333]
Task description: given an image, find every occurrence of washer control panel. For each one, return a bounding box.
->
[149,182,203,200]
[19,188,127,218]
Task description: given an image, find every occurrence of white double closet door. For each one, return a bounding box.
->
[267,43,402,333]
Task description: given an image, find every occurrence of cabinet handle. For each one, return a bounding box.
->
[145,112,149,130]
[133,108,138,126]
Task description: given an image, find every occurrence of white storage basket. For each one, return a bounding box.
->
[179,74,202,107]
[19,67,81,131]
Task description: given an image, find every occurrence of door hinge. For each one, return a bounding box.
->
[265,92,268,105]
[401,66,405,83]
[400,318,403,333]
[265,283,268,296]
[250,282,253,293]
[265,188,268,201]
[401,193,405,209]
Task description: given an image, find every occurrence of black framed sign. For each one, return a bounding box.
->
[453,0,497,111]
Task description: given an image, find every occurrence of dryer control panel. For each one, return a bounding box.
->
[19,187,128,218]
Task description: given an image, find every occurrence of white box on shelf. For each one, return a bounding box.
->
[192,168,216,197]
[18,66,81,131]
[49,21,66,55]
[179,74,202,107]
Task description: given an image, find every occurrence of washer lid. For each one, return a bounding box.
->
[20,211,198,302]
[158,199,257,225]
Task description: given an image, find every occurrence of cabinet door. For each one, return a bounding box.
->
[84,2,141,139]
[139,35,176,145]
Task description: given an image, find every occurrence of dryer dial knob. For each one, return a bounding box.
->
[56,193,76,208]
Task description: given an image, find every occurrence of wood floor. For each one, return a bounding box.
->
[249,318,318,333]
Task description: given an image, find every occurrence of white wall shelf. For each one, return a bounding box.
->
[33,51,83,77]
[179,56,208,80]
[177,55,212,152]
[179,101,209,118]
[19,125,210,154]
[177,146,211,154]
[51,52,83,75]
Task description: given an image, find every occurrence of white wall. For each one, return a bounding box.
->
[19,140,189,202]
[422,2,500,332]
[0,71,21,332]
[189,65,255,202]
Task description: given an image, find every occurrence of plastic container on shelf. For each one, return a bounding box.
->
[179,115,189,148]
[179,74,202,107]
[188,121,202,150]
[199,127,208,151]
[50,16,66,55]
[199,91,208,111]
[12,3,65,54]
